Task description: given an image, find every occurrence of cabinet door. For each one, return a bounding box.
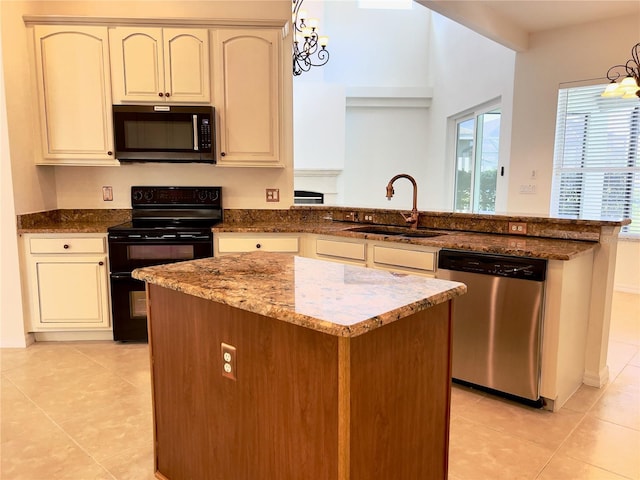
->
[30,256,111,329]
[109,27,164,102]
[163,28,211,103]
[34,26,116,165]
[217,236,299,254]
[214,29,281,166]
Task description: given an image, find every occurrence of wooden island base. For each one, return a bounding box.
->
[148,285,453,480]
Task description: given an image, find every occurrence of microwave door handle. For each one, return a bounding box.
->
[193,115,199,151]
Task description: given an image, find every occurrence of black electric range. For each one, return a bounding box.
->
[107,186,222,341]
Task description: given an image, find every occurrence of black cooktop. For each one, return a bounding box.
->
[108,221,219,240]
[108,186,223,237]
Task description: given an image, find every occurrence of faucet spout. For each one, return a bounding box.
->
[385,174,419,229]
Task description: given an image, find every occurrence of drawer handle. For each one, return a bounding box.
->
[99,261,104,266]
[165,92,171,97]
[158,92,164,97]
[256,243,261,249]
[63,244,70,249]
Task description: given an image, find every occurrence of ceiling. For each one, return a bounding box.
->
[417,0,640,51]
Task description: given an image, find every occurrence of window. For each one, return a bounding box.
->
[551,84,639,236]
[453,106,501,213]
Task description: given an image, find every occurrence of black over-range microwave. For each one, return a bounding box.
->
[113,105,215,163]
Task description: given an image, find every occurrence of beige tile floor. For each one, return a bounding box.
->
[1,292,639,480]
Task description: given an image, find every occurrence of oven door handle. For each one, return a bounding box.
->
[111,273,134,280]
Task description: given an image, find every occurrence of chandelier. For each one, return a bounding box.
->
[602,43,640,99]
[292,0,330,76]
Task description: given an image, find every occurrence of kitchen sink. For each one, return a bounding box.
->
[346,225,450,238]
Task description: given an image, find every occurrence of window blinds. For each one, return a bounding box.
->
[552,84,639,235]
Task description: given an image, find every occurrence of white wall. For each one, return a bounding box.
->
[507,14,639,216]
[0,10,28,348]
[293,1,434,209]
[615,240,640,294]
[425,12,515,212]
[505,14,639,292]
[293,3,517,212]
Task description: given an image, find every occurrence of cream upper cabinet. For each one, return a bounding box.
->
[213,29,282,166]
[109,27,211,103]
[33,25,117,165]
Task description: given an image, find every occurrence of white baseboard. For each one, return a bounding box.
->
[33,330,114,342]
[583,365,610,388]
[614,283,640,294]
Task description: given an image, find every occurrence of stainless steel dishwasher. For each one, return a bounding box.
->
[437,249,547,404]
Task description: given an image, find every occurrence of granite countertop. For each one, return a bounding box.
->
[132,252,467,337]
[17,208,602,260]
[213,221,597,261]
[17,209,130,234]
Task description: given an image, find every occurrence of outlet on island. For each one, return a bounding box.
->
[221,342,237,381]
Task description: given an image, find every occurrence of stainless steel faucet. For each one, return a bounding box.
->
[386,174,419,229]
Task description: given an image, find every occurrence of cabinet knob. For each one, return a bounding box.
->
[165,92,171,97]
[256,243,261,249]
[99,261,104,266]
[158,92,164,97]
[221,152,226,157]
[63,244,70,249]
[107,151,113,156]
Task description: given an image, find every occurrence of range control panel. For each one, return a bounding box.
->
[131,186,222,207]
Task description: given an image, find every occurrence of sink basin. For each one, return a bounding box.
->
[346,226,449,238]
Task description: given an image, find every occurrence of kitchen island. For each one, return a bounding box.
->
[133,252,466,480]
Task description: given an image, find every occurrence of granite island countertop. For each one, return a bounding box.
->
[132,251,467,337]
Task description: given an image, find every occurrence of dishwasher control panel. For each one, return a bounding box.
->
[438,250,547,281]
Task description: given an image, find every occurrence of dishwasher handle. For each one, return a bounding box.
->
[438,249,547,282]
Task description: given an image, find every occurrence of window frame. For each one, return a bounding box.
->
[451,100,502,214]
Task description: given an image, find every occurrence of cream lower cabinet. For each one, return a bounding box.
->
[307,235,367,266]
[33,25,117,165]
[22,234,111,333]
[215,233,301,256]
[109,27,210,103]
[369,242,438,277]
[213,29,282,166]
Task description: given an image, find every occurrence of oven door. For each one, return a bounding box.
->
[108,238,213,273]
[110,274,148,342]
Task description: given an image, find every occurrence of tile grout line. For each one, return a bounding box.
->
[534,347,640,480]
[1,373,119,480]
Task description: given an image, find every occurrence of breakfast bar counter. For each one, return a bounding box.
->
[133,252,466,480]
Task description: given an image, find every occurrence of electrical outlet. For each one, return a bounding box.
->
[266,188,280,202]
[509,239,527,249]
[508,222,528,235]
[102,186,113,201]
[221,343,237,381]
[362,213,375,222]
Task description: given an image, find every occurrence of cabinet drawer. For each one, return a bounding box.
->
[30,237,106,254]
[316,239,366,261]
[218,237,299,253]
[373,246,435,272]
